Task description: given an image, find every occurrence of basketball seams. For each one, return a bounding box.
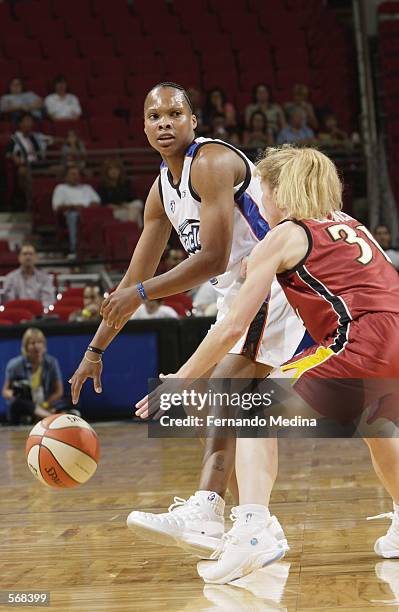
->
[42,432,99,459]
[39,443,80,485]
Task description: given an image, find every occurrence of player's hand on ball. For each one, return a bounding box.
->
[69,354,103,405]
[100,287,140,329]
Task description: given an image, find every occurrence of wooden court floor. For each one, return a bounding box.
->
[0,423,398,612]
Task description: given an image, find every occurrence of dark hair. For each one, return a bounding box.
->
[374,224,390,233]
[53,74,67,89]
[145,82,193,112]
[19,242,36,253]
[9,77,22,91]
[251,83,273,104]
[206,87,227,109]
[18,112,34,125]
[249,110,268,133]
[100,157,127,187]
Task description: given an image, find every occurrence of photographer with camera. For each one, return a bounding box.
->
[2,328,72,425]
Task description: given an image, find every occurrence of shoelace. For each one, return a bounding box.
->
[210,508,240,560]
[161,496,205,527]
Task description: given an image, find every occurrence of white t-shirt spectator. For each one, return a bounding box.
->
[193,282,218,314]
[131,304,179,319]
[44,93,82,120]
[52,183,100,211]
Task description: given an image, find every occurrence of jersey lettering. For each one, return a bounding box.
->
[178,219,201,255]
[326,223,373,265]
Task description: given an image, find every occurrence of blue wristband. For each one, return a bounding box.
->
[136,282,148,301]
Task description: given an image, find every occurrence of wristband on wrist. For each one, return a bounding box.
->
[136,282,148,301]
[87,345,104,355]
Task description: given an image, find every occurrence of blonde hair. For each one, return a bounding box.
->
[21,328,46,357]
[255,145,343,220]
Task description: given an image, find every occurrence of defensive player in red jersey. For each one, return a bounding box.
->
[142,145,399,583]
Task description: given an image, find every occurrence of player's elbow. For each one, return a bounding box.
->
[203,249,229,277]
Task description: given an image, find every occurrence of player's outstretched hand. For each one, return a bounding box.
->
[69,356,103,405]
[100,287,141,329]
[135,374,177,420]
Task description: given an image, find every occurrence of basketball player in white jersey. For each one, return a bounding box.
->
[69,83,305,562]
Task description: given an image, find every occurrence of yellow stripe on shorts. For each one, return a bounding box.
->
[281,346,335,379]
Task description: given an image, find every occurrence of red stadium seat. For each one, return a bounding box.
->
[19,59,56,81]
[52,119,90,141]
[52,305,76,321]
[78,36,116,59]
[85,95,121,118]
[59,297,84,308]
[42,38,79,61]
[88,76,126,98]
[5,299,43,317]
[0,240,10,252]
[52,0,93,21]
[104,221,141,269]
[78,207,114,259]
[0,252,19,275]
[89,117,128,147]
[162,300,186,317]
[3,39,43,60]
[62,287,85,298]
[0,319,13,326]
[0,308,34,323]
[91,57,125,79]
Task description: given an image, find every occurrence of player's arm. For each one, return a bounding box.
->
[177,222,307,378]
[101,146,241,329]
[69,179,171,404]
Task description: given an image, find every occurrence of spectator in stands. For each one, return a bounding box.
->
[284,84,318,131]
[244,83,286,135]
[277,106,315,146]
[187,87,206,135]
[132,299,179,320]
[52,165,100,258]
[44,75,82,121]
[243,110,274,149]
[203,87,237,129]
[2,327,73,425]
[373,224,399,270]
[61,129,87,171]
[318,113,352,151]
[69,282,104,322]
[208,112,230,142]
[0,77,43,123]
[97,158,143,228]
[192,282,218,316]
[164,248,186,271]
[5,113,53,205]
[3,243,55,307]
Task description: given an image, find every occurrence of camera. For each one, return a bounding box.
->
[11,380,32,401]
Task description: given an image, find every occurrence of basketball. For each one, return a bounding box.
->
[25,414,100,488]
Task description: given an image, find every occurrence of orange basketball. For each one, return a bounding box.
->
[25,414,100,488]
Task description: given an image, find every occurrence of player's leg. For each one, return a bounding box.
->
[127,354,274,557]
[365,437,399,558]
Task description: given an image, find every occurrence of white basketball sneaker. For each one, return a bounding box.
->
[126,490,225,557]
[197,505,289,584]
[367,504,399,558]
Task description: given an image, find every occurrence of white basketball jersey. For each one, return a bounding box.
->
[159,137,270,300]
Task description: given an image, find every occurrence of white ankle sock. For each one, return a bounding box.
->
[236,504,271,518]
[394,501,399,514]
[195,490,225,516]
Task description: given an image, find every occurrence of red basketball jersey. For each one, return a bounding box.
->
[277,212,399,344]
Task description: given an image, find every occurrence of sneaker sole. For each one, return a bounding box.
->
[127,517,222,557]
[200,547,287,584]
[375,539,399,559]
